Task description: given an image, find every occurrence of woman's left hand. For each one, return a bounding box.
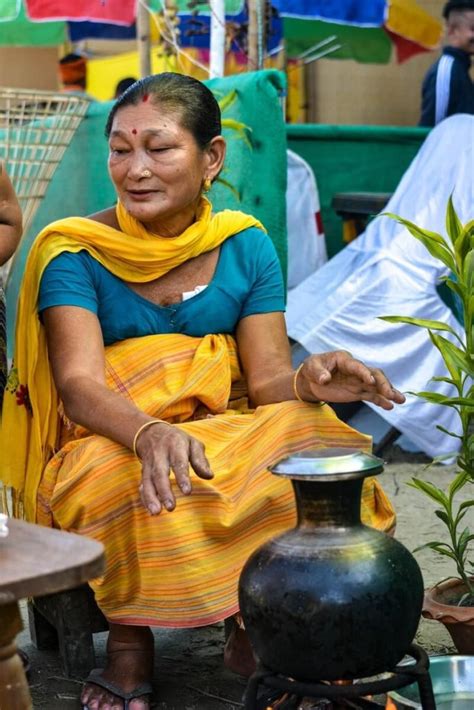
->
[297,351,405,410]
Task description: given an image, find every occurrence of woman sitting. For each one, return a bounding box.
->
[1,73,404,710]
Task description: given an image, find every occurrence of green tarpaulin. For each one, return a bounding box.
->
[286,123,429,258]
[284,19,392,63]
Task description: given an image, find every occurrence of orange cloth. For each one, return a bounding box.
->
[59,57,87,86]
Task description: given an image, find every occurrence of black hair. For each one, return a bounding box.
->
[114,77,137,98]
[105,73,221,148]
[59,52,85,65]
[443,0,474,19]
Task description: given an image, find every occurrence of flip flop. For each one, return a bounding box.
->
[82,668,153,710]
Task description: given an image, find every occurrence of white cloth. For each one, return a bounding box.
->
[286,115,474,459]
[286,149,327,289]
[435,54,454,125]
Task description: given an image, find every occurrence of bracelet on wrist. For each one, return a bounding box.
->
[293,364,325,407]
[132,419,173,458]
[293,363,306,402]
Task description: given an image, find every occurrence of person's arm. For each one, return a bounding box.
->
[419,65,436,127]
[43,306,213,515]
[236,312,405,410]
[0,164,22,265]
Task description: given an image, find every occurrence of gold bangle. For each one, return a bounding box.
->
[293,363,325,407]
[132,419,172,458]
[293,363,305,402]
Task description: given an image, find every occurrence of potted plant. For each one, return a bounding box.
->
[381,197,473,653]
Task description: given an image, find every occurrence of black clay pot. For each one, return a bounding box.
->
[238,447,424,681]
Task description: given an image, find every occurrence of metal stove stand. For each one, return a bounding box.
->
[244,643,436,710]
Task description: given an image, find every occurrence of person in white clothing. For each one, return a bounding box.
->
[286,114,473,460]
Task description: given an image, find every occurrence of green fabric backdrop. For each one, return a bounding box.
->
[286,124,430,259]
[5,69,288,350]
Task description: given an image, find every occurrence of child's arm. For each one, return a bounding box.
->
[0,163,22,266]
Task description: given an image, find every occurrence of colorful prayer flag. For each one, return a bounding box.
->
[24,0,136,25]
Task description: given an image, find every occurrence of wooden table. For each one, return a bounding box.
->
[0,517,104,710]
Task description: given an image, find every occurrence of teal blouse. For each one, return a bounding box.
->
[38,227,285,346]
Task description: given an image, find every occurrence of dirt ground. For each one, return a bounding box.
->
[18,449,464,709]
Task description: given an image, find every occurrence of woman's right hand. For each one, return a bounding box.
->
[136,422,214,515]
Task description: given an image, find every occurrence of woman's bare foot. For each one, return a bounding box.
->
[80,623,154,710]
[223,618,257,677]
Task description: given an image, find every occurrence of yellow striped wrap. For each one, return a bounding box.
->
[37,333,395,627]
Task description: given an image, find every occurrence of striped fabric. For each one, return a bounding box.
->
[0,287,6,411]
[37,333,395,627]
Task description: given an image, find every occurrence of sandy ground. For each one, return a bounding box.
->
[18,451,464,709]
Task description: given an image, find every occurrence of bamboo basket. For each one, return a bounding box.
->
[0,88,90,281]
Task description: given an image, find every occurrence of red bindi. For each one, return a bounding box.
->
[142,94,149,102]
[132,128,137,135]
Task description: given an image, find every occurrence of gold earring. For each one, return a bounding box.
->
[203,177,212,193]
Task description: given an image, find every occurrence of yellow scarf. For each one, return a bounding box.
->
[0,197,263,520]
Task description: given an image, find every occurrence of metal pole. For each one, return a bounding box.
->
[209,0,226,78]
[137,2,151,78]
[247,0,265,71]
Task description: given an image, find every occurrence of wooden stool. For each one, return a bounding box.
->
[0,517,104,710]
[28,583,108,678]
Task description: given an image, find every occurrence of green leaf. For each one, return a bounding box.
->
[449,471,470,500]
[463,249,474,294]
[218,89,237,113]
[383,213,456,271]
[435,509,450,526]
[415,390,458,404]
[383,213,446,244]
[222,118,252,148]
[430,333,472,378]
[455,220,474,265]
[457,528,474,559]
[454,508,468,527]
[442,276,465,301]
[437,397,473,408]
[435,424,462,439]
[379,316,462,343]
[432,376,457,386]
[445,194,463,246]
[413,541,450,554]
[423,544,458,561]
[409,478,449,506]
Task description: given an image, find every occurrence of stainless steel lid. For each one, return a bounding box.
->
[270,447,384,481]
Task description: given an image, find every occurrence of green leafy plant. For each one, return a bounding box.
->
[380,197,474,604]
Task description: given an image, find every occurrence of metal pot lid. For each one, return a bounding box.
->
[270,447,384,481]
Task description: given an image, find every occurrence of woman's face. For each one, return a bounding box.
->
[108,101,225,236]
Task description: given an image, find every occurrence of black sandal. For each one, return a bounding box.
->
[82,668,153,709]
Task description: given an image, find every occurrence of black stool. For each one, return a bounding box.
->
[332,191,393,243]
[244,643,436,710]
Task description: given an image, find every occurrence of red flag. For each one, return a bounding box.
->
[25,0,137,25]
[384,28,431,64]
